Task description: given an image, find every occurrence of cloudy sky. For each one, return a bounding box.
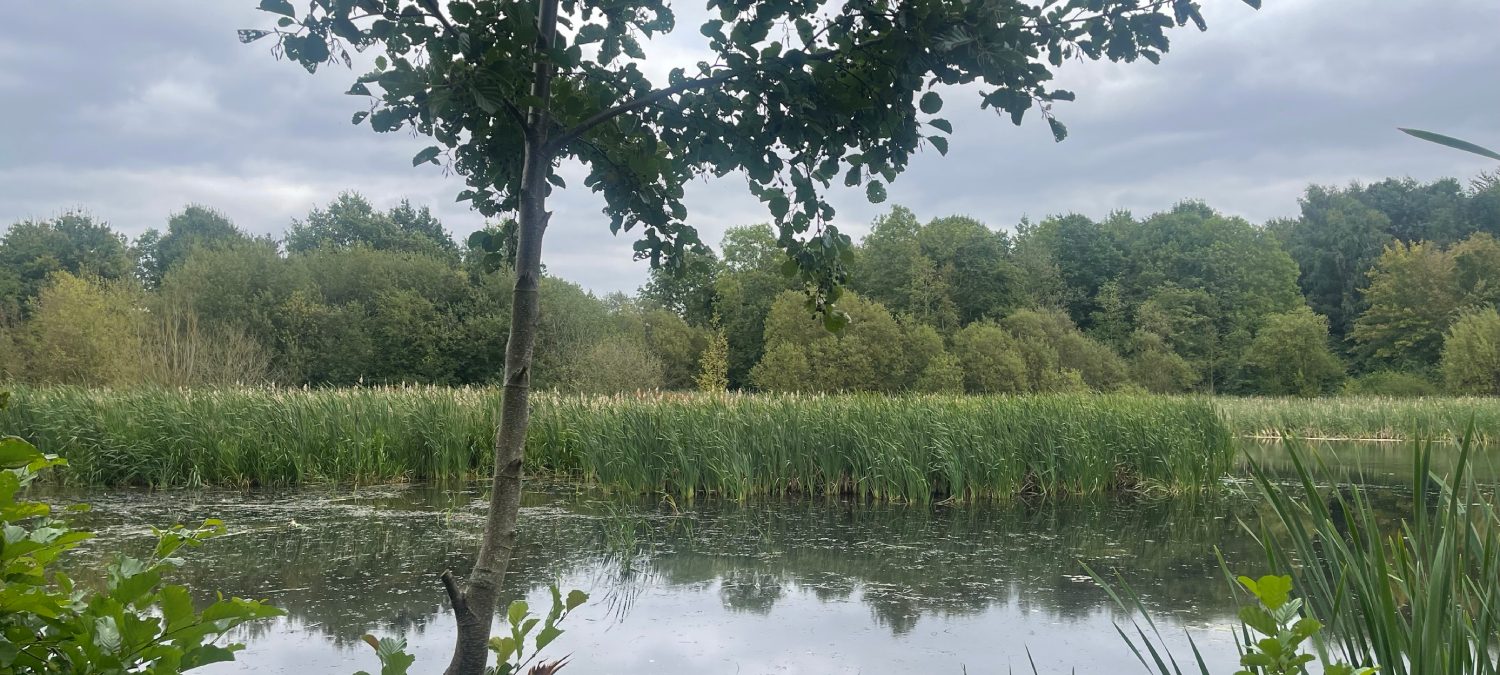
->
[2,1,1497,294]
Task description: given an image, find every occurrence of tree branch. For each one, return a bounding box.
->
[544,70,741,156]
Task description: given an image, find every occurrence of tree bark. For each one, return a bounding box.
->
[442,0,559,673]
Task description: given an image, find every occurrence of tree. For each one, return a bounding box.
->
[1441,307,1500,395]
[248,0,1250,669]
[0,211,135,312]
[20,273,145,385]
[1127,330,1198,393]
[1352,240,1459,370]
[1013,213,1124,328]
[286,192,458,260]
[1240,306,1345,396]
[714,225,800,387]
[696,316,730,393]
[137,205,256,287]
[1275,186,1393,342]
[639,248,719,326]
[951,322,1028,394]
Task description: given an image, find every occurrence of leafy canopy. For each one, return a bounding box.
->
[246,0,1253,308]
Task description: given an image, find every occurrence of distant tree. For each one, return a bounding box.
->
[951,322,1028,394]
[1441,307,1500,395]
[1343,370,1438,397]
[247,0,1253,667]
[639,308,707,389]
[919,215,1021,324]
[755,290,906,392]
[137,205,255,286]
[1241,306,1345,396]
[1127,330,1199,394]
[160,240,309,374]
[20,272,144,385]
[1275,186,1393,342]
[1013,213,1125,328]
[750,342,811,393]
[0,212,135,312]
[696,316,730,393]
[1000,308,1126,391]
[715,225,800,387]
[1352,240,1459,370]
[286,192,457,260]
[1120,203,1300,390]
[564,338,665,394]
[639,248,720,326]
[913,352,965,393]
[1450,232,1500,307]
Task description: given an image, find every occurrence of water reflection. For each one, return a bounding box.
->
[54,440,1487,674]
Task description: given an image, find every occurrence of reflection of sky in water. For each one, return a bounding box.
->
[52,439,1478,674]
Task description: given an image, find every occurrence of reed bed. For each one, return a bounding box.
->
[0,386,1231,500]
[1217,395,1500,443]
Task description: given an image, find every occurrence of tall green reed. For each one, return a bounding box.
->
[0,387,1232,500]
[1103,433,1500,674]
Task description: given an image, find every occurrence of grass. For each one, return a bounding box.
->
[0,386,1232,500]
[1216,395,1500,443]
[1105,433,1500,674]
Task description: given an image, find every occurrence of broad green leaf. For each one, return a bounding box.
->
[1400,128,1500,161]
[565,589,588,611]
[929,118,953,134]
[928,136,948,156]
[507,599,529,626]
[919,91,943,114]
[257,0,295,17]
[865,180,887,204]
[0,436,42,469]
[412,146,441,167]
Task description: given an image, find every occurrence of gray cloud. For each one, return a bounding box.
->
[2,0,1496,294]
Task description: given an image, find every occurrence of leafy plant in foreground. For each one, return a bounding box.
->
[353,584,588,675]
[1,392,281,673]
[1231,575,1374,675]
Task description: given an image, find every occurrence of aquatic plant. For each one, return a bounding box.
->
[0,392,281,673]
[0,386,1232,499]
[1216,395,1500,443]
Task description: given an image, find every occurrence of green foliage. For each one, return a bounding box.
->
[1341,370,1437,398]
[249,0,1229,307]
[349,584,586,675]
[0,211,135,314]
[753,291,916,393]
[695,318,730,393]
[19,273,146,386]
[950,322,1028,394]
[1217,395,1500,442]
[1441,306,1500,394]
[1274,186,1393,342]
[0,397,282,672]
[1127,331,1200,394]
[137,205,257,288]
[285,192,458,261]
[1241,307,1345,396]
[1251,437,1500,675]
[1353,240,1460,369]
[0,387,1232,498]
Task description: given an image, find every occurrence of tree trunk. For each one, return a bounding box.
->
[442,0,558,672]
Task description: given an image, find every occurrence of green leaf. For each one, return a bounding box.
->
[928,136,948,156]
[352,111,370,125]
[564,589,588,611]
[822,310,849,333]
[1400,128,1500,161]
[865,180,887,204]
[0,436,42,469]
[769,193,790,219]
[412,146,441,167]
[237,29,272,44]
[929,118,953,134]
[535,624,563,651]
[507,599,529,626]
[919,91,943,114]
[1047,117,1068,142]
[258,0,295,17]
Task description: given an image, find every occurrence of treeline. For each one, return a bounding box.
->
[3,174,1499,396]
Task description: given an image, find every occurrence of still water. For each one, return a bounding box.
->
[58,441,1498,674]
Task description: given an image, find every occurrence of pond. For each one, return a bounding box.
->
[56,440,1500,675]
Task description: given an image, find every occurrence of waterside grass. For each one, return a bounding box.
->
[0,387,1231,499]
[1217,395,1500,443]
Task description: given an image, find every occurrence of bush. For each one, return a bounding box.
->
[1341,370,1438,397]
[0,393,280,672]
[1441,307,1500,394]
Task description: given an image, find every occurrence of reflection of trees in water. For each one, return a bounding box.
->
[58,481,1389,646]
